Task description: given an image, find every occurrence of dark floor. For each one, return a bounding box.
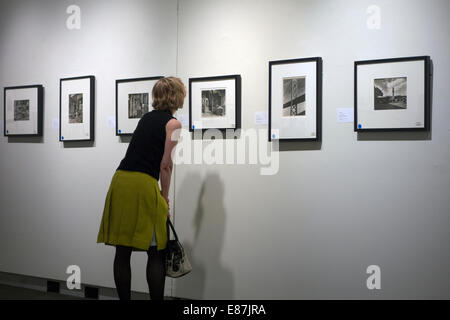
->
[0,284,84,300]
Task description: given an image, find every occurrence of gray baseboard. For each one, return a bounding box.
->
[0,271,154,300]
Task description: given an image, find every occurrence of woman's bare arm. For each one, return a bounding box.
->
[160,119,182,211]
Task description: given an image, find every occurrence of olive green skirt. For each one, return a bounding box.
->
[97,170,168,251]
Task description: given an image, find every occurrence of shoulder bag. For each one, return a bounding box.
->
[165,219,192,278]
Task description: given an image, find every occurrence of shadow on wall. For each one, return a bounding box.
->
[7,136,44,144]
[63,141,96,148]
[174,172,234,299]
[279,140,322,152]
[119,136,132,144]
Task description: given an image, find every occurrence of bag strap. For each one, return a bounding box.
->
[167,218,179,242]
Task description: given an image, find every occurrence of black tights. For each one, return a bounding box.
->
[113,245,167,300]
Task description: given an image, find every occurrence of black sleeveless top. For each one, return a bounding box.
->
[117,110,175,181]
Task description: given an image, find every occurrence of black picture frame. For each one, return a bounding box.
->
[268,57,322,142]
[59,75,95,142]
[189,74,241,133]
[354,56,431,132]
[115,76,164,136]
[4,84,44,137]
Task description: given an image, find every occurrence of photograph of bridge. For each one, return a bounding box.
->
[282,76,306,117]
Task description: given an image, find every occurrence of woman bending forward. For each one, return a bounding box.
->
[97,77,185,300]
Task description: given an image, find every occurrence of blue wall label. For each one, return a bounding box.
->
[118,130,121,134]
[272,134,276,139]
[358,124,362,129]
[6,130,8,134]
[192,125,195,129]
[61,136,64,140]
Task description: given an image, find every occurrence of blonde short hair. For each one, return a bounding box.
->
[152,77,186,112]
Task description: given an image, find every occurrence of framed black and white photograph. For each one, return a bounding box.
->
[354,56,431,132]
[116,76,163,136]
[60,76,95,142]
[269,57,322,142]
[4,85,43,137]
[189,75,241,132]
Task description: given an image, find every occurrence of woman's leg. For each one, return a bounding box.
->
[114,245,133,300]
[146,246,167,300]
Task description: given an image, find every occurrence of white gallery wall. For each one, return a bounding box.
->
[0,0,178,294]
[0,0,449,299]
[172,0,450,299]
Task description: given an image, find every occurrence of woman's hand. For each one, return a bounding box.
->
[163,194,171,218]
